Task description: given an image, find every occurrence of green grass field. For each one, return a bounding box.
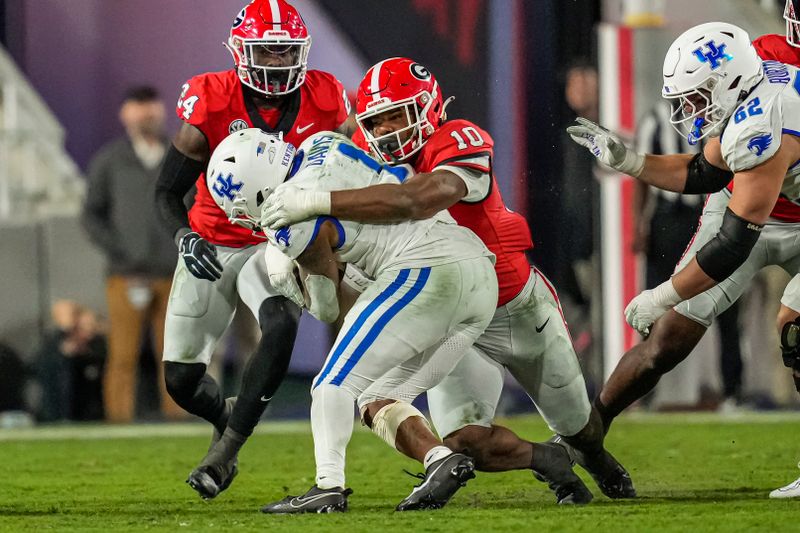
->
[1,413,798,532]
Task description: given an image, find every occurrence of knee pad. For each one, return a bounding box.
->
[164,361,206,403]
[257,296,301,331]
[780,320,800,392]
[367,401,430,449]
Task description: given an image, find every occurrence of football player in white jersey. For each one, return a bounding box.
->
[206,129,591,512]
[568,20,800,494]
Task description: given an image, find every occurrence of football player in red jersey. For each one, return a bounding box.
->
[154,0,353,501]
[260,57,634,505]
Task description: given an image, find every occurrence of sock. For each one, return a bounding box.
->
[201,427,246,470]
[530,442,562,473]
[227,396,269,438]
[219,427,246,456]
[226,298,301,437]
[423,445,453,469]
[311,384,355,490]
[212,397,234,437]
[529,442,577,486]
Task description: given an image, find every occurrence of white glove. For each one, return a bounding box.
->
[624,279,683,335]
[228,194,253,228]
[567,117,645,177]
[264,244,305,308]
[260,185,331,230]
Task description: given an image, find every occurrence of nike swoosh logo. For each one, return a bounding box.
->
[289,492,337,508]
[296,123,315,134]
[260,395,272,402]
[535,317,550,333]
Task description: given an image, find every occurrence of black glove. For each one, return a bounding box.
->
[179,231,223,281]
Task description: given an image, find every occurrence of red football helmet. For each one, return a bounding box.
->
[226,0,312,96]
[355,57,450,163]
[786,0,800,47]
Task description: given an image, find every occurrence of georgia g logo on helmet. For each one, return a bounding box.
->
[232,7,246,28]
[410,63,431,81]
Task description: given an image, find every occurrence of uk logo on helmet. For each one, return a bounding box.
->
[692,40,733,70]
[747,134,772,156]
[212,172,244,201]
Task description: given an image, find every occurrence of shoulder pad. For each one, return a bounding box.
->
[423,120,494,169]
[304,70,351,116]
[722,85,782,172]
[175,70,238,128]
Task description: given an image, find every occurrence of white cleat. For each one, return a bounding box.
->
[769,464,800,499]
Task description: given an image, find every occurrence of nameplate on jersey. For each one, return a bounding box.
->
[306,135,336,167]
[763,61,791,85]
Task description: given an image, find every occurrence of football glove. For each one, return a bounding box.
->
[260,185,331,230]
[567,117,645,177]
[228,194,254,229]
[624,279,682,336]
[179,231,223,281]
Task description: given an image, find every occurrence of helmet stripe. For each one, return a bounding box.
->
[269,0,283,31]
[369,59,389,99]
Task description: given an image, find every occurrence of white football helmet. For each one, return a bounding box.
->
[206,128,297,229]
[662,22,763,144]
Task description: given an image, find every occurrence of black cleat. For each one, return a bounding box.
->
[186,397,238,501]
[187,462,238,501]
[552,437,636,499]
[577,449,636,499]
[395,453,476,511]
[532,442,593,505]
[260,485,353,514]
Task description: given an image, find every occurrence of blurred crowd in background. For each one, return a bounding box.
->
[0,0,797,426]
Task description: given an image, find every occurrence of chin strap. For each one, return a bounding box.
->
[440,96,456,123]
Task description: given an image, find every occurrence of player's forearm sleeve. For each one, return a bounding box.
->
[154,144,206,244]
[683,152,734,194]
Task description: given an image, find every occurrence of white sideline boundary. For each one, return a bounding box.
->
[0,420,313,442]
[1,412,799,442]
